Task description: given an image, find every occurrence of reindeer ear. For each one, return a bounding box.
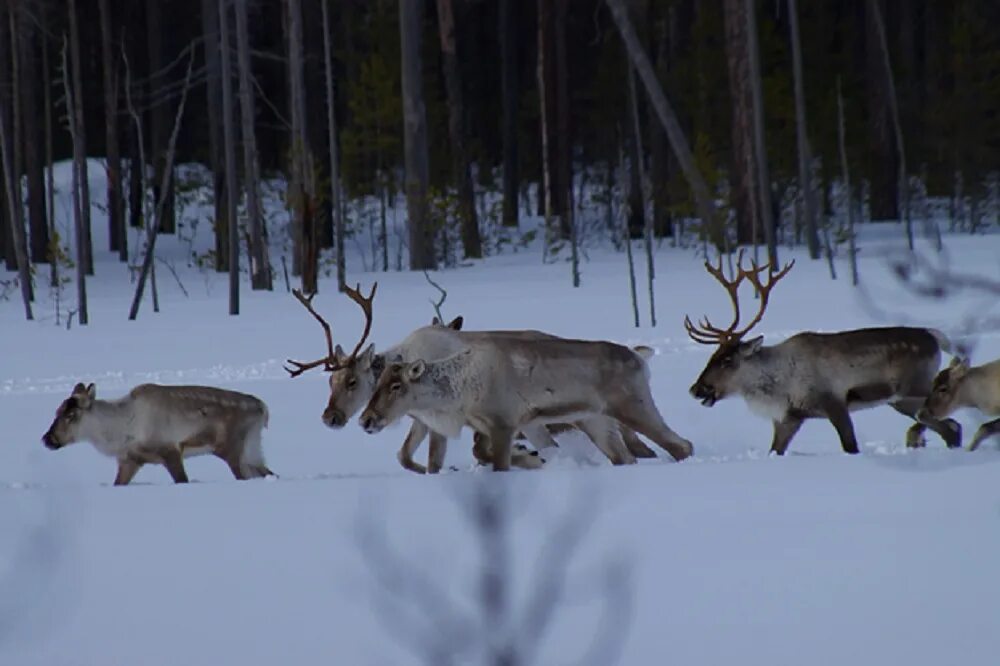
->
[72,382,87,395]
[431,316,442,326]
[333,344,347,363]
[358,344,376,366]
[741,336,764,357]
[86,383,96,400]
[447,316,463,331]
[407,360,427,381]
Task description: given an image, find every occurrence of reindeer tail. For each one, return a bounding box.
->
[632,345,655,360]
[928,329,954,356]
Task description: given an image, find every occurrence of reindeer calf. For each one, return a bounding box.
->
[919,357,1000,451]
[42,382,272,485]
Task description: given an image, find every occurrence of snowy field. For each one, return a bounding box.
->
[2,165,1000,665]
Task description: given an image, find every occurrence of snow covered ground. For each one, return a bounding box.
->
[2,165,999,665]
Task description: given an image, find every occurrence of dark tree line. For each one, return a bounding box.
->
[1,0,999,320]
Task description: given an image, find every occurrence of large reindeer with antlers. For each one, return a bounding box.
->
[285,285,660,471]
[285,284,549,472]
[685,252,962,454]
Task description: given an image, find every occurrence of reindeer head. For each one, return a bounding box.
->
[42,383,96,450]
[285,283,379,428]
[919,357,971,420]
[685,251,794,407]
[358,360,428,434]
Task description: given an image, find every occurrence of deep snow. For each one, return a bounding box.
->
[1,162,999,665]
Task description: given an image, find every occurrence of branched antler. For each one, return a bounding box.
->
[684,251,794,346]
[285,289,337,377]
[285,281,380,378]
[343,282,378,359]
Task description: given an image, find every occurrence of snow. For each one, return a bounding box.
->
[2,164,999,665]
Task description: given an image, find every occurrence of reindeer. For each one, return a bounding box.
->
[285,285,656,472]
[358,335,695,472]
[918,356,1000,451]
[42,382,272,485]
[685,251,962,455]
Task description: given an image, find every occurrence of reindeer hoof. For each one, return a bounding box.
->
[944,419,962,449]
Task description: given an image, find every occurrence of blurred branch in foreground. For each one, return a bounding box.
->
[357,478,633,665]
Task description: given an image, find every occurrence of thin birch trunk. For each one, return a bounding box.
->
[0,84,32,320]
[837,79,859,287]
[605,0,724,250]
[219,0,240,313]
[320,0,346,292]
[627,61,655,326]
[621,146,640,328]
[62,39,86,324]
[867,0,912,250]
[436,0,482,259]
[43,29,56,288]
[126,50,195,320]
[745,0,776,265]
[235,0,270,290]
[787,0,819,259]
[67,0,92,275]
[98,0,124,259]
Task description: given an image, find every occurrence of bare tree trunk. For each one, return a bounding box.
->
[42,26,56,288]
[500,0,519,228]
[621,145,639,328]
[0,112,31,320]
[0,1,8,270]
[537,0,563,238]
[3,4,22,271]
[867,0,912,249]
[787,0,819,259]
[201,0,229,271]
[436,0,482,260]
[18,6,48,265]
[62,39,86,324]
[745,0,776,265]
[722,0,756,247]
[320,0,345,292]
[649,4,673,238]
[68,0,92,275]
[536,0,554,250]
[219,0,240,313]
[604,0,724,250]
[837,79,859,287]
[235,0,270,290]
[146,0,175,235]
[865,0,897,223]
[554,0,572,242]
[127,50,195,321]
[287,0,313,282]
[627,62,655,326]
[98,0,124,260]
[400,0,435,270]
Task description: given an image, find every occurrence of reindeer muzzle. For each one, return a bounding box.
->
[322,408,347,428]
[359,411,386,434]
[42,431,62,450]
[690,383,719,407]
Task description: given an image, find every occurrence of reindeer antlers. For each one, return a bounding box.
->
[285,282,379,378]
[684,250,794,346]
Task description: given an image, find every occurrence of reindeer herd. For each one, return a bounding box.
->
[41,253,1000,486]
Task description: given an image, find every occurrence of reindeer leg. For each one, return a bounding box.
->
[114,458,143,486]
[162,449,190,484]
[576,416,635,465]
[968,418,1000,452]
[770,417,804,455]
[613,394,693,461]
[472,432,493,466]
[619,425,657,459]
[821,398,860,454]
[397,419,430,474]
[427,431,448,474]
[489,427,514,472]
[892,397,961,448]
